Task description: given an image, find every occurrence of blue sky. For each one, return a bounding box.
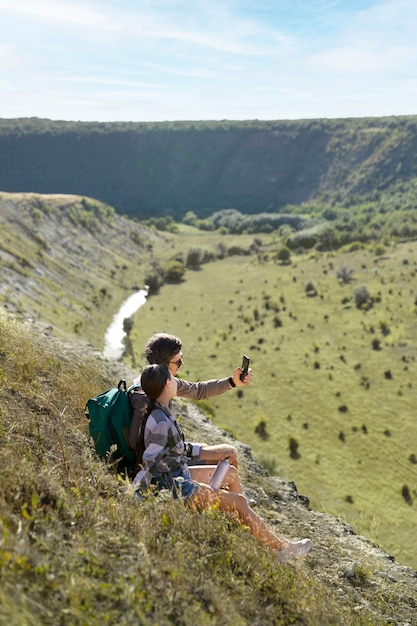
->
[1,0,416,122]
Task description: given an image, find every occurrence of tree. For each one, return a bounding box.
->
[276,247,291,264]
[186,247,203,270]
[164,260,185,283]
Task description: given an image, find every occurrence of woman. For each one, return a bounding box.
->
[132,363,313,563]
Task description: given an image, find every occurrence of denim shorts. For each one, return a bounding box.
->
[152,468,199,502]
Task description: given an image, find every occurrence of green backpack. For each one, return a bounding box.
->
[85,379,137,472]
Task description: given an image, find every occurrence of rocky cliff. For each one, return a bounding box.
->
[1,116,417,219]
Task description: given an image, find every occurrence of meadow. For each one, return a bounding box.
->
[128,229,417,570]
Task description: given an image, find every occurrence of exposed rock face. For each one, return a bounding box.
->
[2,117,417,218]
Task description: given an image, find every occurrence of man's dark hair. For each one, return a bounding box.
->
[144,333,182,365]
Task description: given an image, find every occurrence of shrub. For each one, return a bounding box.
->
[276,247,291,263]
[402,484,412,505]
[186,247,206,269]
[354,285,371,308]
[337,265,355,284]
[372,338,381,350]
[305,280,317,296]
[289,437,300,459]
[254,419,269,440]
[164,260,185,283]
[145,267,165,294]
[374,244,386,256]
[273,316,283,328]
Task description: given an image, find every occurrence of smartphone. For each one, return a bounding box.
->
[240,355,250,381]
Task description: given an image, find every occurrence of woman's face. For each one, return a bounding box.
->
[168,350,183,376]
[167,371,178,398]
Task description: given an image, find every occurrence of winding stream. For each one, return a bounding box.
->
[103,288,148,360]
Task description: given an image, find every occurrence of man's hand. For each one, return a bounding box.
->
[232,366,252,387]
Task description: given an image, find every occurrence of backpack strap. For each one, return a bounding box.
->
[118,379,127,392]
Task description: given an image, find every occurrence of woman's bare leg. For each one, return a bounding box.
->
[189,484,284,550]
[188,464,243,493]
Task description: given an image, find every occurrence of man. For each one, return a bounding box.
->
[128,333,252,470]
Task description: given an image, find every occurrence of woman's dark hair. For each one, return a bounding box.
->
[135,364,171,470]
[144,333,182,365]
[140,363,171,399]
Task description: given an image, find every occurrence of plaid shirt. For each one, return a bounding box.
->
[128,376,231,449]
[132,402,191,492]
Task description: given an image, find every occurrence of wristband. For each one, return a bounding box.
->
[228,377,236,388]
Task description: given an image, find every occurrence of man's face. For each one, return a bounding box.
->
[168,351,183,376]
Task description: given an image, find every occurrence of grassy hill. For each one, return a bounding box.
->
[1,300,417,625]
[2,116,417,220]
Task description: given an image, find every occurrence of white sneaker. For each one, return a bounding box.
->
[275,538,313,563]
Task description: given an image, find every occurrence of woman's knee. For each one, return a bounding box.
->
[219,491,247,512]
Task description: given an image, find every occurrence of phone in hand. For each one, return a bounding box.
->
[240,355,250,381]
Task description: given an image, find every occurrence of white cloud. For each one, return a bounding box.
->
[0,0,115,29]
[0,0,416,121]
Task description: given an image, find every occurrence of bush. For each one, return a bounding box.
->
[337,266,354,284]
[254,419,269,440]
[145,267,164,294]
[186,247,204,269]
[305,280,317,295]
[289,437,300,459]
[164,260,186,283]
[276,247,291,263]
[354,285,371,308]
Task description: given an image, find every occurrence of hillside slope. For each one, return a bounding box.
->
[0,309,416,625]
[1,116,417,219]
[0,191,161,347]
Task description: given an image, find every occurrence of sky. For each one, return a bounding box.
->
[1,0,416,123]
